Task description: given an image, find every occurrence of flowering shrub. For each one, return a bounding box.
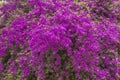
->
[0,0,120,80]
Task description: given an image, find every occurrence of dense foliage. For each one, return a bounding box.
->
[0,0,120,80]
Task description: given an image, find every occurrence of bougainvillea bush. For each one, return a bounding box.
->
[0,0,120,80]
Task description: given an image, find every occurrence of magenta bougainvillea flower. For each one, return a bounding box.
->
[0,0,120,80]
